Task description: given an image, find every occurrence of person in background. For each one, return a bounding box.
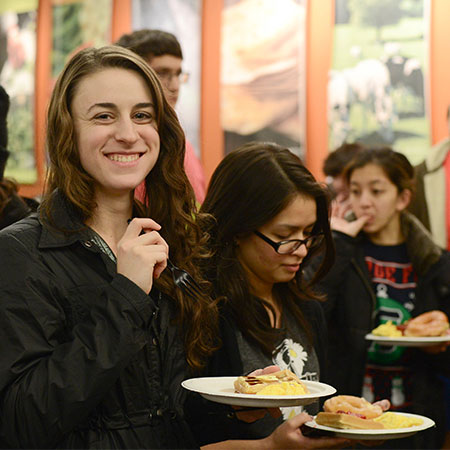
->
[0,85,37,229]
[116,28,206,204]
[187,142,350,449]
[323,141,364,220]
[409,105,450,250]
[312,147,450,449]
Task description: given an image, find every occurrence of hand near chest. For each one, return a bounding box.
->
[116,218,169,294]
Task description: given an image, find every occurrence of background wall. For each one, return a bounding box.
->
[1,0,449,196]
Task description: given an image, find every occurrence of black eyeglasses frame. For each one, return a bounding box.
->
[253,230,324,254]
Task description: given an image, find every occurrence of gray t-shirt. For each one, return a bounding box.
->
[235,310,320,420]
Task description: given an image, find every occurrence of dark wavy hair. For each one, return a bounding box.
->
[115,29,183,61]
[41,45,218,370]
[343,146,416,196]
[200,142,335,356]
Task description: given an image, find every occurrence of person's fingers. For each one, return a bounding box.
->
[261,365,280,374]
[248,365,280,376]
[137,230,169,253]
[125,217,161,236]
[286,412,312,428]
[421,343,448,354]
[373,399,390,411]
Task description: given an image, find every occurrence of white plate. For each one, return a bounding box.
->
[365,333,450,347]
[181,376,336,407]
[305,412,435,440]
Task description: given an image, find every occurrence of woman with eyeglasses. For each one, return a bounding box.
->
[185,142,349,448]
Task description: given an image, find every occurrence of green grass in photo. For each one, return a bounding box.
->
[333,17,426,69]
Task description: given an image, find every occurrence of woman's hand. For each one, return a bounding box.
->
[116,218,169,294]
[331,193,353,221]
[331,214,369,237]
[420,329,450,354]
[262,412,350,449]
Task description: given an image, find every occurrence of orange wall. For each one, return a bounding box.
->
[429,0,450,144]
[200,0,223,181]
[305,0,334,180]
[111,0,131,42]
[20,0,450,196]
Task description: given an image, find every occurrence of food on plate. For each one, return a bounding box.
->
[372,321,402,337]
[373,412,423,429]
[323,395,386,419]
[315,411,385,430]
[315,395,389,430]
[316,395,426,430]
[404,310,449,337]
[234,369,309,395]
[370,311,449,338]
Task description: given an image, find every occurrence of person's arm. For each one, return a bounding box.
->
[201,413,350,449]
[0,233,155,448]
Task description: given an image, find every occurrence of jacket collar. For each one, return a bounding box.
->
[38,190,93,249]
[401,211,442,275]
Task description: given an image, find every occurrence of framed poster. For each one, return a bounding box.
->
[0,1,38,183]
[220,0,307,158]
[329,0,430,164]
[52,0,112,79]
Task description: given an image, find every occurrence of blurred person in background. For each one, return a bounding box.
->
[409,105,450,250]
[312,146,450,449]
[0,84,37,229]
[116,29,206,204]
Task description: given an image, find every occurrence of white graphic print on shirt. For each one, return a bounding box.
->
[273,338,318,420]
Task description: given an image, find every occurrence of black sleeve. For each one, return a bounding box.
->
[0,234,156,448]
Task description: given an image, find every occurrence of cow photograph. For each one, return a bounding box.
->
[328,0,429,164]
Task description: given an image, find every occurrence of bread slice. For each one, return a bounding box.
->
[234,369,309,395]
[315,412,385,430]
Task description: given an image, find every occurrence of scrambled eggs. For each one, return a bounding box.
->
[258,381,309,396]
[372,321,402,337]
[374,412,423,429]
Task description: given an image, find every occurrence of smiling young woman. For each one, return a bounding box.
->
[0,45,218,449]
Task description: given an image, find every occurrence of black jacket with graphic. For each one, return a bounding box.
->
[312,212,450,449]
[0,192,197,449]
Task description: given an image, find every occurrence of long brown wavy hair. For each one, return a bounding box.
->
[200,142,335,356]
[41,46,218,370]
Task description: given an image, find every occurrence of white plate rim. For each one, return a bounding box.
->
[181,376,336,407]
[365,333,450,347]
[304,412,435,440]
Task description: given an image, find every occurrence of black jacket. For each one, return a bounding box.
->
[0,193,197,449]
[314,213,450,449]
[185,299,328,445]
